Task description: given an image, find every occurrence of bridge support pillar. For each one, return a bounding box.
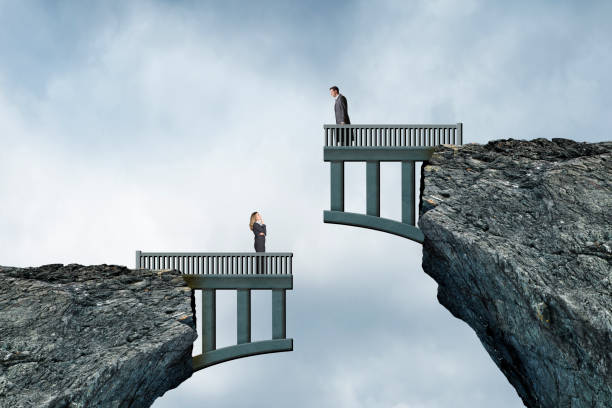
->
[366,161,380,216]
[402,161,416,226]
[272,289,286,339]
[203,289,216,351]
[237,289,251,344]
[330,161,344,211]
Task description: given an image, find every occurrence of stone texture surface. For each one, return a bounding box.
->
[419,138,611,408]
[0,264,197,408]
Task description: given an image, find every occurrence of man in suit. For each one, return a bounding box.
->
[330,86,353,145]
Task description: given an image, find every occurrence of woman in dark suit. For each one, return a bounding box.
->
[250,211,266,252]
[250,212,266,273]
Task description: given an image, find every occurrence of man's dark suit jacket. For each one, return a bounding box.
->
[334,94,351,124]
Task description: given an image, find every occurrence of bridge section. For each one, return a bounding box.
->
[323,123,463,243]
[135,251,293,371]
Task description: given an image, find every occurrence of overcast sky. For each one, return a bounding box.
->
[1,1,610,407]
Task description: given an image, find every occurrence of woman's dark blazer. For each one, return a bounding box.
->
[253,223,266,252]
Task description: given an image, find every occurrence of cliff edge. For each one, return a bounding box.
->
[419,138,611,408]
[0,264,197,408]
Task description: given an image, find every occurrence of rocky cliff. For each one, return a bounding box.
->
[419,138,611,407]
[0,264,197,408]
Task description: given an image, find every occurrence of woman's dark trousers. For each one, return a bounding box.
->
[255,238,265,274]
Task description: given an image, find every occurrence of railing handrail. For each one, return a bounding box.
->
[137,251,293,257]
[323,123,462,128]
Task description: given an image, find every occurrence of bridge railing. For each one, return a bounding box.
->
[324,123,463,147]
[323,122,464,243]
[135,252,292,275]
[135,251,293,370]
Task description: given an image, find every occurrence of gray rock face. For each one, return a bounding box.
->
[419,139,612,408]
[0,264,197,408]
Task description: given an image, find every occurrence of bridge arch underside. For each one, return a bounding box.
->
[324,146,433,244]
[194,338,293,370]
[183,272,294,372]
[323,211,424,242]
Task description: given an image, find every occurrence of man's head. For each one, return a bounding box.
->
[329,86,339,97]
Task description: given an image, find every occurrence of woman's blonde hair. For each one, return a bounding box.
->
[249,212,258,231]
